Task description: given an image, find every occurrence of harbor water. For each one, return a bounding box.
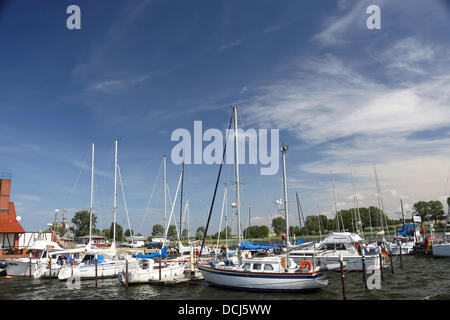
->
[1,254,449,300]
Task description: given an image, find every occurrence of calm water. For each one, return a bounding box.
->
[1,255,449,300]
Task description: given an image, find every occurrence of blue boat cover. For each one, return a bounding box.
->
[295,236,305,245]
[396,224,419,236]
[132,246,167,259]
[239,241,281,250]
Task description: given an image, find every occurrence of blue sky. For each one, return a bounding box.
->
[1,0,450,236]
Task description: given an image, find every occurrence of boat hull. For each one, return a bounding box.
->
[290,254,382,272]
[197,265,327,291]
[432,243,450,257]
[58,260,132,280]
[118,264,185,284]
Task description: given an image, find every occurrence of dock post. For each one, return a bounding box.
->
[29,253,32,278]
[399,241,403,268]
[190,247,195,276]
[125,259,128,289]
[389,245,394,275]
[49,255,52,280]
[378,246,384,281]
[339,254,346,300]
[361,246,367,290]
[159,257,162,280]
[95,257,98,287]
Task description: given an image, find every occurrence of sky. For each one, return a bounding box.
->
[1,0,450,237]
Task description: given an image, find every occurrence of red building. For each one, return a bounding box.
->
[0,176,26,256]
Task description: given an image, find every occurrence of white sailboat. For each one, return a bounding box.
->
[198,106,328,291]
[433,198,450,257]
[118,155,186,285]
[58,139,136,281]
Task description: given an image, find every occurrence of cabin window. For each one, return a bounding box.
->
[42,251,47,258]
[336,244,346,250]
[242,263,251,270]
[264,264,274,271]
[252,263,262,270]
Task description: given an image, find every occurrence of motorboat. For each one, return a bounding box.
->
[388,224,421,255]
[433,233,450,257]
[1,238,80,277]
[289,232,385,271]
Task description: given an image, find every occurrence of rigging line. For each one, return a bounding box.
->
[199,110,234,258]
[237,112,272,228]
[166,177,182,243]
[138,160,163,235]
[118,163,133,241]
[64,144,91,211]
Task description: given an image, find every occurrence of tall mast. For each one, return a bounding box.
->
[400,199,406,228]
[163,155,167,237]
[331,168,340,232]
[113,139,118,247]
[281,145,290,247]
[179,162,184,242]
[89,142,95,245]
[233,106,241,248]
[350,161,363,236]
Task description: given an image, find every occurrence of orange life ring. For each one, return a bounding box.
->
[299,260,312,271]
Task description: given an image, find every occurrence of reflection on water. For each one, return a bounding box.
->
[1,255,449,300]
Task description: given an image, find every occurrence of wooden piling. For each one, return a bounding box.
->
[95,258,98,287]
[399,241,403,268]
[378,247,384,281]
[49,255,52,280]
[29,253,32,278]
[361,251,367,290]
[389,246,394,275]
[339,254,346,300]
[125,259,128,289]
[159,257,162,281]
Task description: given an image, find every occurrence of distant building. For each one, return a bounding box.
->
[0,176,26,256]
[77,235,106,248]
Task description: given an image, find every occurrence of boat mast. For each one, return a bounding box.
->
[331,168,340,232]
[89,142,95,246]
[281,145,290,267]
[281,146,289,245]
[400,199,406,228]
[233,106,242,256]
[163,155,167,238]
[113,139,118,248]
[179,161,184,243]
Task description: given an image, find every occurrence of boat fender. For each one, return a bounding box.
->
[299,260,312,271]
[209,261,216,268]
[0,260,7,269]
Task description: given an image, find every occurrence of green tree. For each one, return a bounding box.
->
[289,226,302,237]
[151,224,164,237]
[271,217,286,235]
[244,225,270,239]
[429,200,445,224]
[196,226,206,240]
[72,210,97,238]
[109,222,124,242]
[167,225,178,240]
[101,228,110,239]
[124,229,134,237]
[413,201,431,226]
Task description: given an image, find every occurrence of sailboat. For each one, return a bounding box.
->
[58,140,136,281]
[118,155,186,285]
[432,197,450,257]
[197,106,328,291]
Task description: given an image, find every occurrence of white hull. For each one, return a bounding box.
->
[389,242,415,255]
[432,243,450,257]
[290,254,382,271]
[118,263,185,284]
[3,259,38,277]
[58,260,134,280]
[197,265,327,291]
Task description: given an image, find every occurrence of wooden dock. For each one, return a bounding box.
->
[148,272,205,286]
